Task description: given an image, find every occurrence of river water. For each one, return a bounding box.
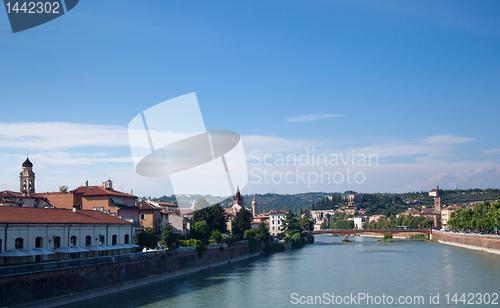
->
[62,235,500,307]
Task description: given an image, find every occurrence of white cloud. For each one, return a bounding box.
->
[483,148,500,155]
[0,121,495,196]
[286,114,345,123]
[417,134,475,145]
[357,135,475,159]
[0,122,129,150]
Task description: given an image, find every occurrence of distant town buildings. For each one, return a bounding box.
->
[353,216,367,229]
[369,214,387,223]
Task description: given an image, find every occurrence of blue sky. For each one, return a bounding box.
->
[1,0,499,197]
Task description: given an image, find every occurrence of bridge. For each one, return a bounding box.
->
[305,229,432,236]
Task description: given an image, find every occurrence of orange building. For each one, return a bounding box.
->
[134,201,169,234]
[44,179,137,216]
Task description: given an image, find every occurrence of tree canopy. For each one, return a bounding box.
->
[448,201,500,232]
[159,224,179,249]
[192,203,228,234]
[280,210,302,235]
[232,205,252,236]
[135,227,159,249]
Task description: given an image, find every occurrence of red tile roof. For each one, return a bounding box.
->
[152,201,178,208]
[72,186,137,198]
[0,207,132,225]
[1,190,49,199]
[269,210,288,215]
[419,211,437,215]
[137,200,156,210]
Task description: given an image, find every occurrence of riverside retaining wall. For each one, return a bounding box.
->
[432,231,500,251]
[0,242,251,307]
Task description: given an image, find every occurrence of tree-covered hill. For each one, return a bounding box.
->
[149,188,500,215]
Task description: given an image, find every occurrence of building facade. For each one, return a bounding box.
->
[269,210,287,236]
[0,207,135,265]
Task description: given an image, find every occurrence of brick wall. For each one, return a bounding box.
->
[432,231,500,250]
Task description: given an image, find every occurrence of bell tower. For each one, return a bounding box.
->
[251,195,258,217]
[433,185,442,229]
[20,157,35,196]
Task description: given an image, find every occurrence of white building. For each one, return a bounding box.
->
[353,216,368,229]
[269,210,287,236]
[0,206,136,265]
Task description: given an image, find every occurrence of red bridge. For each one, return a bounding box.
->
[305,229,432,236]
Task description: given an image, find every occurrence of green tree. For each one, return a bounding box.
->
[159,224,179,249]
[135,227,159,249]
[280,210,301,235]
[383,232,394,242]
[232,205,252,236]
[59,185,68,193]
[192,204,228,234]
[298,216,314,231]
[336,219,354,230]
[210,229,223,244]
[191,221,211,245]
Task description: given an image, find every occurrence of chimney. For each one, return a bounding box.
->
[72,206,77,213]
[131,189,133,195]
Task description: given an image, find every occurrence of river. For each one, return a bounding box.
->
[61,235,500,307]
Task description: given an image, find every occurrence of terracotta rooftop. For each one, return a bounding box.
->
[269,210,288,215]
[151,201,178,208]
[137,200,156,210]
[0,207,133,225]
[72,186,137,198]
[1,190,49,199]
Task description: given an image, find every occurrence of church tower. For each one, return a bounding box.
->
[20,157,35,196]
[433,185,442,229]
[233,186,243,206]
[251,195,258,217]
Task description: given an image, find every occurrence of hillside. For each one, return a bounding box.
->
[150,188,500,215]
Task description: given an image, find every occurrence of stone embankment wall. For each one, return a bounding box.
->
[0,242,251,307]
[432,231,500,251]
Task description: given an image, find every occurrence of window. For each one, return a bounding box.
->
[140,213,146,220]
[124,234,129,244]
[53,236,61,249]
[0,239,2,253]
[35,237,43,248]
[70,236,77,246]
[112,234,117,245]
[99,235,105,245]
[85,236,92,247]
[15,238,24,250]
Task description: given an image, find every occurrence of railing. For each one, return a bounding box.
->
[433,230,500,240]
[0,241,249,277]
